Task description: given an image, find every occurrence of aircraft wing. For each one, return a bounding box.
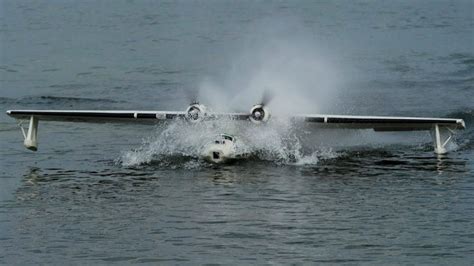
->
[6,110,465,130]
[298,114,466,131]
[6,110,251,123]
[5,109,466,154]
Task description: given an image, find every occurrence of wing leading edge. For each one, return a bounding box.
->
[6,110,187,123]
[299,114,465,131]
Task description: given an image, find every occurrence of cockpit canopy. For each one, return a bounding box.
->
[221,134,234,142]
[214,133,235,144]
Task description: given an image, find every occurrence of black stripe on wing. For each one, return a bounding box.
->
[301,115,464,131]
[10,110,135,118]
[6,110,186,123]
[325,117,459,124]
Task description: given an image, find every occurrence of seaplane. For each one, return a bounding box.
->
[6,94,466,163]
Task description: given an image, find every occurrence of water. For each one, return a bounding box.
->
[1,0,473,264]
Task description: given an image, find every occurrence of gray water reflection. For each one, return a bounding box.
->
[3,152,470,264]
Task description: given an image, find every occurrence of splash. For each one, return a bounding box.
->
[122,18,446,168]
[119,118,340,168]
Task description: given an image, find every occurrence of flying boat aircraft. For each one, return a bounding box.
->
[6,95,466,163]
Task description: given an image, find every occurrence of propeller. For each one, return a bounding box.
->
[249,88,274,124]
[184,88,207,122]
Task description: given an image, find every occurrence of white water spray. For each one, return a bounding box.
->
[122,19,345,167]
[120,117,340,167]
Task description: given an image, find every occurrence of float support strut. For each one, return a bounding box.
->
[431,124,454,155]
[23,116,39,151]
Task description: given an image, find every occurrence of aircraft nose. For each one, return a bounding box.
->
[209,150,225,163]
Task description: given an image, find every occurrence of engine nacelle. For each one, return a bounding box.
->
[186,103,207,122]
[249,104,270,124]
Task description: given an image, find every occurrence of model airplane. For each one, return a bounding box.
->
[6,100,466,163]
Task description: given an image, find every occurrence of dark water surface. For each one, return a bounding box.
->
[1,1,473,264]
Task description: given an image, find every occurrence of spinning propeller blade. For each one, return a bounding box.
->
[184,88,200,104]
[259,88,274,106]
